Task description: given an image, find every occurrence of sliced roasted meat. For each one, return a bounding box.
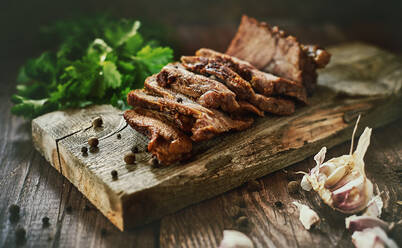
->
[226,15,330,94]
[156,63,240,112]
[123,108,193,165]
[181,56,254,99]
[196,48,307,103]
[150,73,263,117]
[127,89,253,142]
[250,94,295,116]
[181,56,295,115]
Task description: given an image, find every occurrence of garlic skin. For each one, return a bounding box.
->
[301,126,374,214]
[364,195,384,217]
[219,230,254,248]
[293,202,320,230]
[351,227,398,248]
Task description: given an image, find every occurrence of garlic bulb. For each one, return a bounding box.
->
[293,202,320,230]
[219,230,254,248]
[301,116,375,214]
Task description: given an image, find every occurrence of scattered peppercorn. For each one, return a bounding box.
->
[9,204,20,216]
[247,180,261,192]
[88,137,99,147]
[116,133,121,139]
[124,152,136,164]
[100,228,108,237]
[177,97,183,103]
[148,156,159,167]
[274,201,283,208]
[15,226,26,245]
[89,146,99,153]
[235,216,249,229]
[66,205,72,213]
[84,205,91,211]
[81,146,88,153]
[9,204,20,222]
[131,146,139,153]
[92,117,103,128]
[287,181,299,194]
[111,170,118,180]
[42,217,50,228]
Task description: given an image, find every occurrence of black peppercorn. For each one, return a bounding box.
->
[124,152,136,164]
[176,97,183,103]
[9,204,20,222]
[92,117,103,128]
[111,170,118,180]
[88,137,99,147]
[274,201,283,208]
[89,146,99,153]
[15,226,26,244]
[116,133,121,139]
[9,204,20,216]
[148,156,159,167]
[81,146,88,153]
[131,146,139,153]
[287,181,299,194]
[42,217,50,228]
[100,228,108,237]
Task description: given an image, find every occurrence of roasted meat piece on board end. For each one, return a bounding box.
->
[226,15,331,95]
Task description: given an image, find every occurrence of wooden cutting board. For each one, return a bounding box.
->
[31,43,402,231]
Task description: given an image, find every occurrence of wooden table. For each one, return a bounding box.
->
[1,35,401,248]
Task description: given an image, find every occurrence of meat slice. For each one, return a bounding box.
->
[123,108,192,165]
[151,72,263,117]
[156,63,240,113]
[181,56,254,100]
[127,89,253,142]
[181,56,295,115]
[226,15,331,94]
[196,48,307,103]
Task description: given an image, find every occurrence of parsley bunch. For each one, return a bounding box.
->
[11,16,174,119]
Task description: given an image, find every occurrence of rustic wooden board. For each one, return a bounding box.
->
[31,43,402,231]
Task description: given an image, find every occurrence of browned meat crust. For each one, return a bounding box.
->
[181,56,254,99]
[196,48,307,103]
[181,56,295,115]
[156,63,241,113]
[226,15,330,95]
[127,89,254,142]
[123,108,193,165]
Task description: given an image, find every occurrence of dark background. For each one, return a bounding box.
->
[1,0,402,61]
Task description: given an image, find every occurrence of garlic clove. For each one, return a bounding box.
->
[324,164,348,188]
[293,202,320,230]
[331,176,373,213]
[219,230,254,248]
[346,215,389,232]
[351,227,398,248]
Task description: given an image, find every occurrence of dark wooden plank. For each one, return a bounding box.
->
[159,119,402,248]
[0,71,158,248]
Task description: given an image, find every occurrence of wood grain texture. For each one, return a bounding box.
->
[1,41,401,248]
[159,120,402,247]
[30,43,402,232]
[0,62,159,248]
